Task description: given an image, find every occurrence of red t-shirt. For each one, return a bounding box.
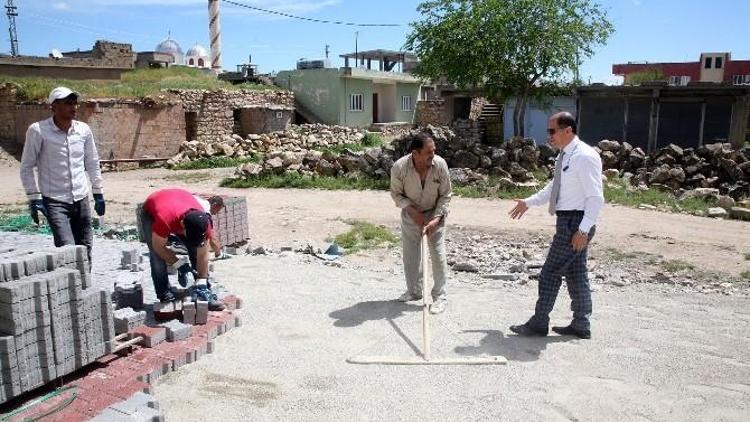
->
[143,188,213,238]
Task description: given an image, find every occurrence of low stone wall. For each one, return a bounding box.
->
[414,99,449,126]
[9,100,186,160]
[171,89,295,144]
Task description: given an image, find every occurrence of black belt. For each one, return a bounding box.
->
[556,210,584,217]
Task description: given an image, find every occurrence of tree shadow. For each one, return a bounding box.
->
[329,300,421,328]
[454,329,573,362]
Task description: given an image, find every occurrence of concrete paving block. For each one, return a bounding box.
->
[160,320,192,342]
[129,326,166,348]
[194,301,208,325]
[182,302,196,325]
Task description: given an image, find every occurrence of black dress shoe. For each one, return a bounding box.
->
[509,322,548,337]
[552,325,591,339]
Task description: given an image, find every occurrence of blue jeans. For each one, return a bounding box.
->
[43,197,93,266]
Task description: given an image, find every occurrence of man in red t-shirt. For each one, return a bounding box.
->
[140,188,225,311]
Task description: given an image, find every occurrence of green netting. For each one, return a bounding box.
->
[0,214,52,235]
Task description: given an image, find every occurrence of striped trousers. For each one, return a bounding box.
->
[529,212,596,331]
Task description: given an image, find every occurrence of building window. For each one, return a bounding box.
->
[198,58,204,67]
[704,57,712,69]
[401,95,412,111]
[668,75,690,86]
[349,94,363,111]
[733,74,750,85]
[188,58,195,66]
[715,57,723,69]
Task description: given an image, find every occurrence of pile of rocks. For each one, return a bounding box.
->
[167,124,368,167]
[597,140,750,200]
[234,125,550,189]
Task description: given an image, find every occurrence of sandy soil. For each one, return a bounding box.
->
[1,165,748,277]
[1,162,749,421]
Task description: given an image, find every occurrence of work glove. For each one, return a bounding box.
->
[170,256,195,287]
[29,199,47,225]
[93,193,106,216]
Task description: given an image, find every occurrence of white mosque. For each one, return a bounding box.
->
[155,35,210,69]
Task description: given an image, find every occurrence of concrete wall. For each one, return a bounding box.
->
[341,77,372,128]
[395,82,420,123]
[504,96,576,144]
[373,83,395,123]
[5,101,186,159]
[237,107,293,136]
[275,69,341,124]
[0,64,127,80]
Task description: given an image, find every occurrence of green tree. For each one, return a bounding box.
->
[405,0,614,137]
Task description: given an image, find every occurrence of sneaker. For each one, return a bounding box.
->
[396,291,422,302]
[429,297,447,314]
[191,285,225,311]
[158,290,176,303]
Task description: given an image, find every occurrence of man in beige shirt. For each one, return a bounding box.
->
[390,133,452,314]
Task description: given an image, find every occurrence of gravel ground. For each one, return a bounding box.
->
[153,248,750,422]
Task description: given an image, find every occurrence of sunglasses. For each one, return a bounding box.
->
[547,127,567,136]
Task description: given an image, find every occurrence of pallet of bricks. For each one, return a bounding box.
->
[0,245,115,404]
[198,195,249,246]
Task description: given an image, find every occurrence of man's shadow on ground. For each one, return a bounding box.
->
[329,300,424,356]
[330,301,575,361]
[455,329,573,362]
[329,300,422,328]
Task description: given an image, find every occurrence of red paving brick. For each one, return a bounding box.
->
[3,302,240,421]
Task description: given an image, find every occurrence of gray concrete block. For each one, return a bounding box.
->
[195,301,208,325]
[160,320,192,342]
[182,302,196,325]
[113,307,146,334]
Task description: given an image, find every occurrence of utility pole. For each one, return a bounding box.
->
[325,44,329,59]
[354,31,359,68]
[5,0,18,56]
[208,0,222,73]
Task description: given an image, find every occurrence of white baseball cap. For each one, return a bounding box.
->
[48,86,80,104]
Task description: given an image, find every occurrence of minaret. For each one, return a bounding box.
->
[208,0,222,73]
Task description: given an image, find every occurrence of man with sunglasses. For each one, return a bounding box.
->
[20,86,105,267]
[140,188,225,311]
[508,112,603,339]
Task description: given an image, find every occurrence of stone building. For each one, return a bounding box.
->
[0,84,295,161]
[0,40,134,80]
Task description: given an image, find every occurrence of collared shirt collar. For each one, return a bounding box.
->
[409,153,434,170]
[562,136,580,154]
[47,117,78,135]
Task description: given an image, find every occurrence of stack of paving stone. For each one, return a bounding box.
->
[114,282,144,310]
[197,194,249,246]
[120,249,143,272]
[0,245,116,404]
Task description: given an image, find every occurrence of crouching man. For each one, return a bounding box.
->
[140,188,225,311]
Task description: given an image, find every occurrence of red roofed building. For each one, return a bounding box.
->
[613,53,750,86]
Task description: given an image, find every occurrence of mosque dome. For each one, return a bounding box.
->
[186,44,209,58]
[155,37,184,64]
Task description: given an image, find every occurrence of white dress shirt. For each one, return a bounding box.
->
[20,118,103,203]
[524,136,604,233]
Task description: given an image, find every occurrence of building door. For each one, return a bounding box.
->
[372,93,379,123]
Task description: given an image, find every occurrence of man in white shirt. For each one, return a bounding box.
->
[20,87,105,266]
[507,112,603,339]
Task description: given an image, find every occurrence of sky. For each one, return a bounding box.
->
[9,0,750,84]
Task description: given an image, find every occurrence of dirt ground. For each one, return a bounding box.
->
[1,165,748,277]
[1,162,749,420]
